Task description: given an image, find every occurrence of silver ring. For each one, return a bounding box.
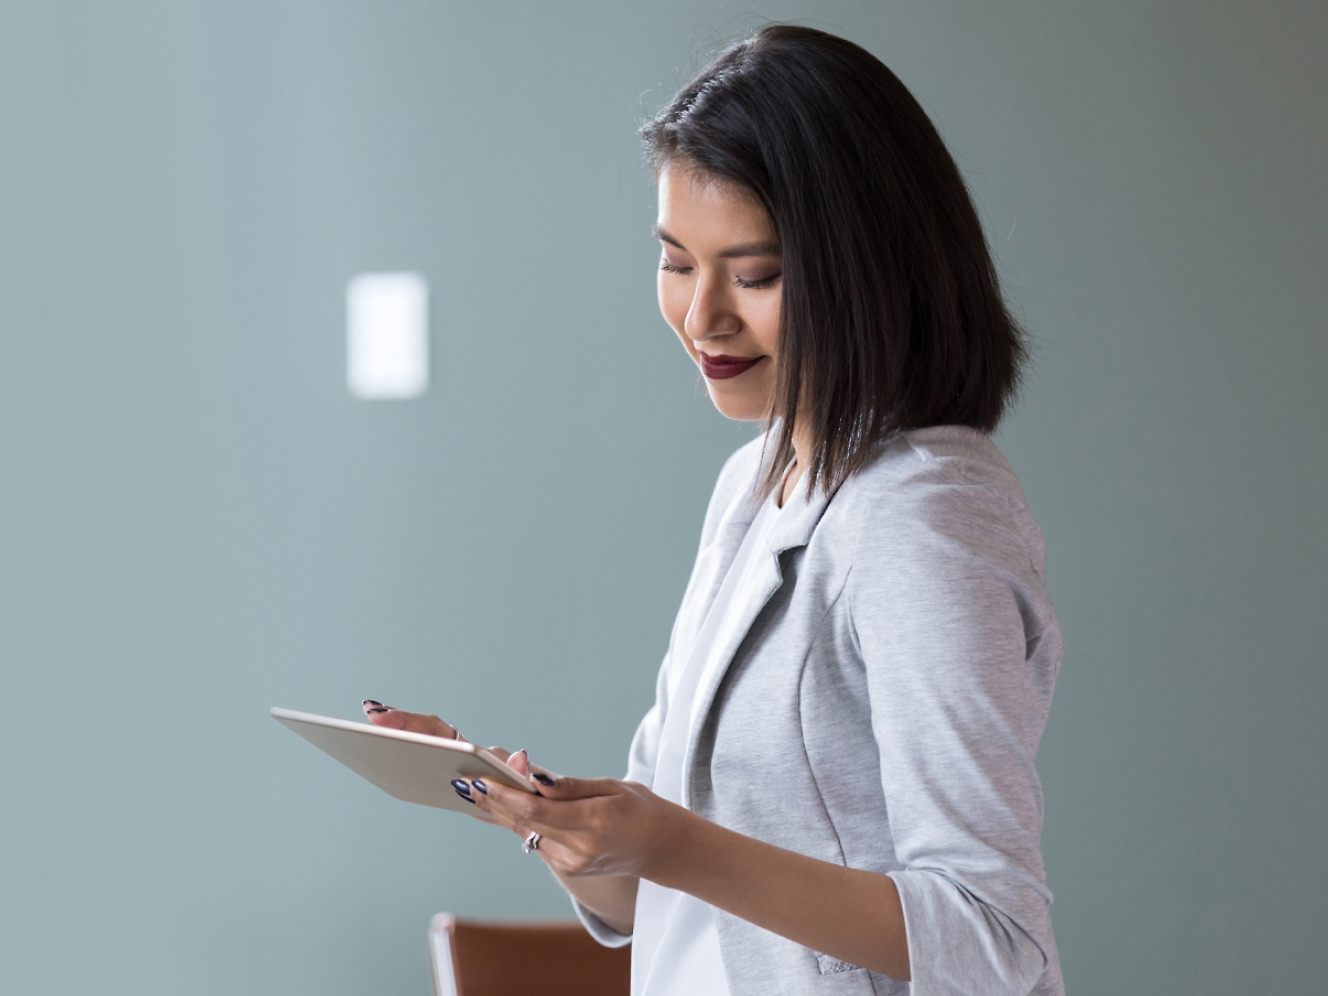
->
[521,831,541,854]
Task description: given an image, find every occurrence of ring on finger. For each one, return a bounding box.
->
[521,831,542,854]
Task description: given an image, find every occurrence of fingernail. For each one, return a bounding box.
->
[365,708,387,715]
[533,773,556,787]
[454,787,476,805]
[362,699,383,707]
[450,779,471,796]
[472,780,488,795]
[513,749,528,761]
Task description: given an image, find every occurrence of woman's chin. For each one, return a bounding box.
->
[704,385,771,423]
[708,398,768,423]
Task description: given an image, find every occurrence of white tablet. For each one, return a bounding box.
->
[271,707,536,813]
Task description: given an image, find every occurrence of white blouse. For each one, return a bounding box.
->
[630,492,782,996]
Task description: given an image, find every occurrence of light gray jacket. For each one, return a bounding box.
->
[577,426,1064,996]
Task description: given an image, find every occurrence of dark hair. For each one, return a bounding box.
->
[642,25,1027,498]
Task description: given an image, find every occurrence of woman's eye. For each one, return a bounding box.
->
[659,260,693,275]
[735,273,780,290]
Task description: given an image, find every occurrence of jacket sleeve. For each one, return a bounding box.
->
[850,476,1061,995]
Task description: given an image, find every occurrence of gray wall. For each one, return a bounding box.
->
[2,2,1324,994]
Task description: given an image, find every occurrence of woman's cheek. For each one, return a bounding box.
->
[659,286,695,356]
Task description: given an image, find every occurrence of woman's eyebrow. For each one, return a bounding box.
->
[653,223,780,259]
[653,223,684,249]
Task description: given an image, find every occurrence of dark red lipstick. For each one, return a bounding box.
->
[699,353,764,380]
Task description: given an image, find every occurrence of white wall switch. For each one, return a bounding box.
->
[346,272,429,399]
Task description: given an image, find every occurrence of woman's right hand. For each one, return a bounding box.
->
[361,700,636,932]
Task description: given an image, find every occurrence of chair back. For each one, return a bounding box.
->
[429,914,631,996]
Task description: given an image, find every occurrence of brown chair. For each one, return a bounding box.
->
[429,914,631,996]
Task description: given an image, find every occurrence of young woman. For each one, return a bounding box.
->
[366,25,1063,996]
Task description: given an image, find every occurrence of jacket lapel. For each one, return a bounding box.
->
[667,502,762,687]
[678,480,834,808]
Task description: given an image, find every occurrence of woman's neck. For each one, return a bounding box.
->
[778,430,814,508]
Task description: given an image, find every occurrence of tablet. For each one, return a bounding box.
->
[271,707,535,813]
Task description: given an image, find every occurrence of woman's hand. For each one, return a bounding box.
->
[357,701,675,876]
[357,700,650,933]
[459,769,685,881]
[360,700,468,741]
[360,700,524,826]
[358,702,675,876]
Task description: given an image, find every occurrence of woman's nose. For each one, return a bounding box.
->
[684,278,740,342]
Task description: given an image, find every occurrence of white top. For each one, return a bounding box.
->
[630,492,782,996]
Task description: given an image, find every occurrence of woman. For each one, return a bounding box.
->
[366,25,1063,996]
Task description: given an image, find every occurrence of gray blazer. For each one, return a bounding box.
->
[577,426,1064,996]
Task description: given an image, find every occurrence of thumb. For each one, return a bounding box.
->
[506,749,531,777]
[506,751,564,794]
[525,772,620,800]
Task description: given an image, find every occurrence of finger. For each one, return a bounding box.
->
[472,777,578,839]
[469,778,606,837]
[361,701,463,740]
[464,781,565,861]
[464,778,526,835]
[448,779,503,826]
[467,766,619,824]
[506,750,559,791]
[464,784,602,876]
[506,749,530,777]
[522,773,623,801]
[516,830,578,872]
[527,760,558,790]
[475,746,530,785]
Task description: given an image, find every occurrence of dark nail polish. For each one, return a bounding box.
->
[453,786,476,805]
[362,699,383,707]
[365,707,387,714]
[472,780,488,795]
[533,773,556,787]
[450,779,471,795]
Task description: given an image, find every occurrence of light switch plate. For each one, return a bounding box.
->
[346,272,429,399]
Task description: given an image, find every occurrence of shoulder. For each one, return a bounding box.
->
[843,425,1017,493]
[825,426,1046,583]
[830,425,1020,518]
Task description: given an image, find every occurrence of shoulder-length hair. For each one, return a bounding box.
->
[642,25,1027,499]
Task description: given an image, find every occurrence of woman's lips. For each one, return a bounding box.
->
[699,353,764,380]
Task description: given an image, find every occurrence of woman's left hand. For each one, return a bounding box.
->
[461,767,685,879]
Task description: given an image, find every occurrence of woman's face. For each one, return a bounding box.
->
[655,165,783,422]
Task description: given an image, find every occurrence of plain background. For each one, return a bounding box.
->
[2,2,1324,994]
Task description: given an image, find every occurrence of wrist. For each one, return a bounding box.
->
[639,797,705,884]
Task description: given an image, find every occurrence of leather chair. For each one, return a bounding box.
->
[429,914,631,996]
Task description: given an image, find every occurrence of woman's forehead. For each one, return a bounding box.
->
[656,165,776,251]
